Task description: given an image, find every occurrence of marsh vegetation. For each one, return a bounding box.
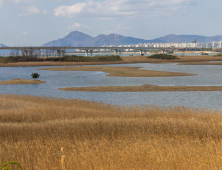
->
[0,55,122,63]
[1,94,222,169]
[148,54,178,59]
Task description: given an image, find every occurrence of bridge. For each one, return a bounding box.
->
[0,46,199,56]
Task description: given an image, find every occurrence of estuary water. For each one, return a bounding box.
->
[1,63,222,109]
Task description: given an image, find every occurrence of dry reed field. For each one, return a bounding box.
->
[59,84,222,92]
[38,66,196,77]
[0,79,46,85]
[1,94,222,169]
[1,55,222,67]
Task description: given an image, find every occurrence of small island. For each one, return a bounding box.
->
[0,79,46,85]
[38,66,196,77]
[59,84,222,92]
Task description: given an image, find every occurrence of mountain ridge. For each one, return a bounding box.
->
[43,31,164,47]
[43,31,222,47]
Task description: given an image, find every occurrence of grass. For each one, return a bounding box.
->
[0,79,46,85]
[38,66,196,77]
[216,53,222,56]
[59,84,222,92]
[1,94,222,169]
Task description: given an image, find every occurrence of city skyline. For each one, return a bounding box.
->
[0,0,221,46]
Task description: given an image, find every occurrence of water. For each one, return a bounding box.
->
[1,52,218,57]
[1,63,222,109]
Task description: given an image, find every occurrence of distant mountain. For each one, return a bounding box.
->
[157,34,222,43]
[0,43,11,55]
[42,31,222,48]
[44,31,93,47]
[43,31,164,47]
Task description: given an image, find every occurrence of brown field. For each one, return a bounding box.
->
[0,78,46,85]
[1,94,222,169]
[1,55,222,67]
[59,84,222,92]
[38,66,196,77]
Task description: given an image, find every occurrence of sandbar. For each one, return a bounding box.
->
[59,84,222,92]
[38,66,196,77]
[0,79,46,85]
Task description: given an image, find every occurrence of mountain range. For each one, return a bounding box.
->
[43,31,163,47]
[2,31,222,53]
[43,31,222,47]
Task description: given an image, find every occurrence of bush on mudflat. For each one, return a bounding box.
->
[148,54,178,59]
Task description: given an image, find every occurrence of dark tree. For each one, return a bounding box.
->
[31,73,40,80]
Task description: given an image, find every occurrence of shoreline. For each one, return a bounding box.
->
[1,55,222,67]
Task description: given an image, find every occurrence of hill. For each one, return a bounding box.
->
[43,31,164,47]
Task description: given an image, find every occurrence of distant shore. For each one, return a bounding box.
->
[1,55,222,67]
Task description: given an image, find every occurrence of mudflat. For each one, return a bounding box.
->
[0,78,46,85]
[59,84,222,92]
[38,66,196,77]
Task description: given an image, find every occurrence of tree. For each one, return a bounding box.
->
[31,73,40,80]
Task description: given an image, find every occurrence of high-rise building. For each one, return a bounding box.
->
[191,39,197,43]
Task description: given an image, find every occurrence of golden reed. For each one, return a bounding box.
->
[1,94,222,169]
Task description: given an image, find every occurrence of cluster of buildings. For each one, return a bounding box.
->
[74,39,222,53]
[116,41,222,49]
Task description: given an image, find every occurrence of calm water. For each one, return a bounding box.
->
[1,52,218,57]
[1,63,222,109]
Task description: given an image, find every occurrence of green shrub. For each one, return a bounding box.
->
[216,53,222,56]
[147,54,178,60]
[31,73,40,80]
[0,161,22,170]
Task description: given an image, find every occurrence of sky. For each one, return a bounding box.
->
[0,0,221,46]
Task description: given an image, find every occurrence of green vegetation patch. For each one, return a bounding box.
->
[216,53,222,56]
[147,54,178,59]
[0,55,122,63]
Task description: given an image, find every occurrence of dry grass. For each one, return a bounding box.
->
[1,55,222,67]
[38,66,196,77]
[59,84,222,92]
[1,94,222,169]
[0,78,46,85]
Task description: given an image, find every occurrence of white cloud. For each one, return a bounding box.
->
[54,0,197,19]
[67,23,92,30]
[19,6,47,16]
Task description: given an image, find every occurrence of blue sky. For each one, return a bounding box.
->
[0,0,221,46]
